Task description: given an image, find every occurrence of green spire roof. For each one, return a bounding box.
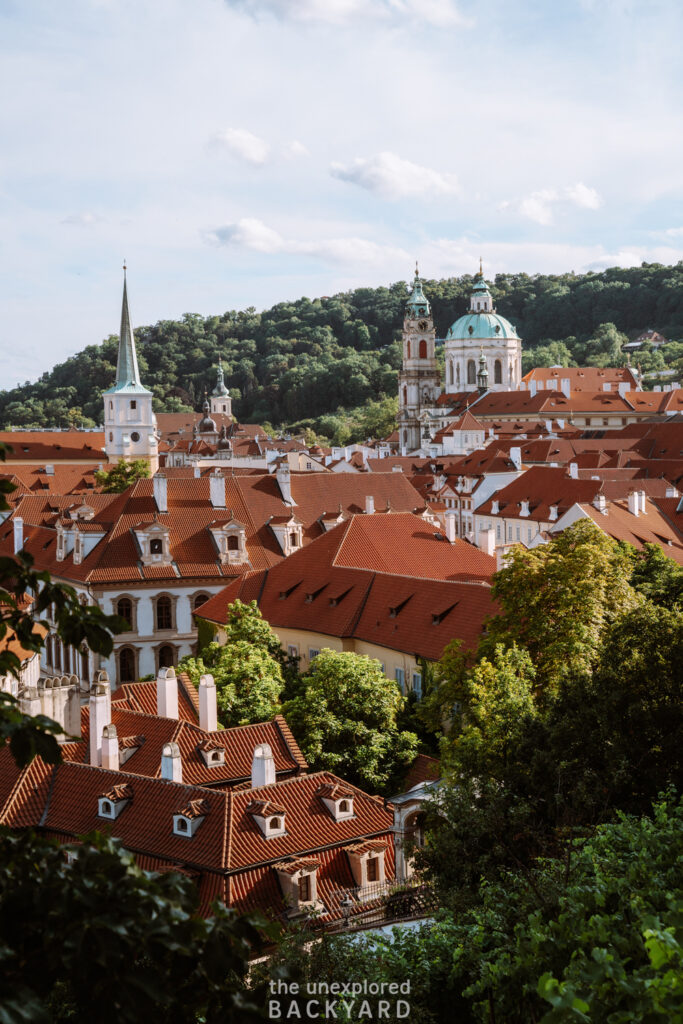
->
[406,262,431,318]
[212,358,229,397]
[103,266,151,395]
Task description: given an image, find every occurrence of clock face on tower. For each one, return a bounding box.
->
[418,320,428,331]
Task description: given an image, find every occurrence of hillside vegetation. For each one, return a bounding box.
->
[2,263,683,436]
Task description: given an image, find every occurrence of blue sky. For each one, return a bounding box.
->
[2,0,682,385]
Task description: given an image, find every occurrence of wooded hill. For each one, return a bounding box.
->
[2,262,682,434]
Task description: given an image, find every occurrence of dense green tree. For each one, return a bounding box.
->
[94,457,150,493]
[483,520,640,690]
[629,541,683,608]
[180,640,284,728]
[282,649,419,794]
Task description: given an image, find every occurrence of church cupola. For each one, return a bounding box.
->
[470,260,493,313]
[405,263,431,320]
[102,265,159,473]
[210,359,233,418]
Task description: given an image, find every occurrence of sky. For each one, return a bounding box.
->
[1,0,683,385]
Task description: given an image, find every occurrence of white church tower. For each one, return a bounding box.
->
[102,265,159,473]
[397,265,441,452]
[210,359,232,418]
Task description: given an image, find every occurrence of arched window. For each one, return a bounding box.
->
[54,641,61,672]
[81,649,89,684]
[406,341,411,359]
[101,801,112,816]
[418,339,427,359]
[227,535,239,551]
[63,646,70,673]
[156,596,172,630]
[150,538,163,555]
[448,362,453,386]
[467,360,476,385]
[289,532,299,547]
[456,363,460,385]
[402,430,408,445]
[176,818,188,833]
[109,432,113,443]
[339,800,349,813]
[298,874,310,901]
[117,598,132,630]
[494,359,502,384]
[269,817,281,830]
[158,645,175,669]
[193,593,209,610]
[119,647,136,682]
[402,385,407,405]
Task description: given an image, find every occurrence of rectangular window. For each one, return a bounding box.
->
[367,857,379,883]
[496,524,501,540]
[516,526,520,541]
[507,525,512,540]
[412,672,423,698]
[130,400,137,410]
[298,874,310,902]
[309,648,320,662]
[287,644,299,658]
[395,667,405,693]
[527,527,532,542]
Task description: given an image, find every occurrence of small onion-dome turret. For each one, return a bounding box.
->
[198,398,217,434]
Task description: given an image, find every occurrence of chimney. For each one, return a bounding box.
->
[529,379,537,397]
[276,462,294,506]
[618,381,629,398]
[665,485,678,498]
[638,489,647,514]
[627,490,639,516]
[51,677,73,738]
[64,675,81,738]
[520,499,530,517]
[491,499,500,514]
[13,517,23,555]
[593,493,607,514]
[156,666,178,720]
[193,465,201,478]
[89,680,111,766]
[365,495,375,515]
[560,379,571,398]
[45,464,54,476]
[478,526,496,557]
[444,513,456,543]
[556,419,565,430]
[101,724,119,771]
[153,473,168,513]
[602,382,611,392]
[198,673,217,733]
[549,504,558,521]
[209,469,225,509]
[251,743,276,788]
[509,447,522,470]
[569,462,578,479]
[161,741,182,782]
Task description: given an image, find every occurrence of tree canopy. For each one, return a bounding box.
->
[3,262,683,432]
[94,457,150,493]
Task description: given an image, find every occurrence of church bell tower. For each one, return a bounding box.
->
[397,265,440,452]
[102,265,159,473]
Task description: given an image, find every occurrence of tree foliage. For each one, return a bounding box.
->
[4,263,683,430]
[94,457,150,492]
[282,649,419,794]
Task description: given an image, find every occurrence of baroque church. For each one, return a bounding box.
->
[398,264,522,451]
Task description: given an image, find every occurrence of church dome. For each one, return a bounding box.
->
[217,424,232,451]
[198,399,217,434]
[446,311,519,342]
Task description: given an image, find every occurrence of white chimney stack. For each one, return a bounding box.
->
[560,378,571,398]
[161,741,182,782]
[479,526,496,557]
[529,379,537,397]
[509,447,522,471]
[638,490,647,514]
[569,462,578,479]
[276,462,294,506]
[444,513,456,543]
[251,743,276,788]
[198,673,217,733]
[156,666,178,720]
[194,465,201,478]
[13,517,23,555]
[153,473,168,513]
[549,504,558,521]
[593,493,607,514]
[101,723,120,771]
[209,470,225,509]
[89,679,111,766]
[365,495,375,515]
[64,675,81,739]
[627,491,639,516]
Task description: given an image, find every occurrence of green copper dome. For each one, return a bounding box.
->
[446,311,519,342]
[405,266,430,319]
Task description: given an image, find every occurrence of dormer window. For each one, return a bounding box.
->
[347,840,388,891]
[198,740,226,768]
[98,784,133,819]
[133,521,172,567]
[173,798,209,837]
[209,517,248,565]
[150,538,163,555]
[317,783,355,821]
[274,857,323,917]
[248,799,287,838]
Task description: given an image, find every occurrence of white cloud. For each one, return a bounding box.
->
[585,249,642,271]
[206,217,409,265]
[61,212,100,227]
[282,139,309,159]
[519,189,558,226]
[566,181,603,210]
[225,0,468,27]
[663,226,683,237]
[330,152,460,200]
[507,183,603,225]
[209,128,270,165]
